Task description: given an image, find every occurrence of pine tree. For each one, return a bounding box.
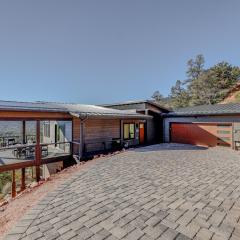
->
[152,55,240,108]
[170,80,190,108]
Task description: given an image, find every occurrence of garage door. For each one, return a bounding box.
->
[170,123,232,147]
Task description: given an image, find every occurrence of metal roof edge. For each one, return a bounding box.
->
[0,107,69,113]
[164,112,240,118]
[69,111,152,119]
[100,100,170,112]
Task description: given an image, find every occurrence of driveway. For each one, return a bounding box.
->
[4,144,240,240]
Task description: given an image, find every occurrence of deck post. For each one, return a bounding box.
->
[12,170,16,198]
[35,120,41,182]
[21,168,26,191]
[36,166,40,182]
[22,121,26,144]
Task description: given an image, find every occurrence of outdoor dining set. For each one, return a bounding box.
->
[0,135,50,159]
[12,145,48,159]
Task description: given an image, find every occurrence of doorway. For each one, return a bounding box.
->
[139,123,145,144]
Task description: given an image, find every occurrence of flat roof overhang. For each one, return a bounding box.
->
[0,108,152,121]
[69,112,152,120]
[163,112,240,118]
[0,109,72,120]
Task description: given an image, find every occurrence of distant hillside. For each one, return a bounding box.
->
[220,83,240,104]
[0,121,35,136]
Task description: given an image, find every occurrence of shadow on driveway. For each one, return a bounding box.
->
[130,143,208,153]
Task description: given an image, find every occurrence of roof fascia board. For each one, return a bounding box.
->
[164,113,240,118]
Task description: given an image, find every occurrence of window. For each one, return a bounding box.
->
[217,130,231,134]
[124,123,135,140]
[43,121,50,138]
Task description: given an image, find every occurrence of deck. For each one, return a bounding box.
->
[0,144,71,172]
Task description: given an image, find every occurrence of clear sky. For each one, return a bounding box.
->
[0,0,239,104]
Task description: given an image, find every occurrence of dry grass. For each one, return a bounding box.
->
[0,162,86,239]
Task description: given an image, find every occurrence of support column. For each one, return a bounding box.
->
[22,121,26,144]
[35,121,41,182]
[79,121,84,159]
[120,120,124,146]
[12,170,16,198]
[21,168,26,191]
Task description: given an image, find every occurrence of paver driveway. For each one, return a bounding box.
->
[4,144,240,240]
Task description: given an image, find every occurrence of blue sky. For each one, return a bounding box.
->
[0,0,239,104]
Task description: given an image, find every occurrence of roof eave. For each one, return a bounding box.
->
[69,112,152,120]
[101,100,170,112]
[0,108,69,113]
[164,112,240,118]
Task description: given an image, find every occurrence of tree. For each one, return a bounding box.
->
[186,54,205,82]
[170,80,190,108]
[151,91,173,108]
[188,70,215,105]
[151,54,240,108]
[151,91,164,102]
[188,62,240,105]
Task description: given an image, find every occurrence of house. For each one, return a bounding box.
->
[3,98,240,195]
[163,103,240,149]
[0,100,150,183]
[101,100,169,144]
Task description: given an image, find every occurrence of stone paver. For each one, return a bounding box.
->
[4,143,240,240]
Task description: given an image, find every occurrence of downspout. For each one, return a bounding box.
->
[79,114,88,159]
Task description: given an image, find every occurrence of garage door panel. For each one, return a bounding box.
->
[171,123,232,147]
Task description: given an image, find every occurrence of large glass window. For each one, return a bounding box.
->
[41,120,72,144]
[40,120,72,157]
[25,121,36,144]
[43,121,50,138]
[124,123,135,140]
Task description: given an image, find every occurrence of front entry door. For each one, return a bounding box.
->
[139,123,145,144]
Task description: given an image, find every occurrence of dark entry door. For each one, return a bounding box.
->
[139,123,145,144]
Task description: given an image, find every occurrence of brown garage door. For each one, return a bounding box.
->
[170,123,232,147]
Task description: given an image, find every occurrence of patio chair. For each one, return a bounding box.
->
[8,138,15,146]
[15,147,27,159]
[26,146,35,158]
[41,145,48,157]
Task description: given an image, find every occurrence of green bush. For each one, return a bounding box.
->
[0,172,12,193]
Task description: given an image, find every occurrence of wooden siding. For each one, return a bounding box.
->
[0,110,71,120]
[84,119,120,152]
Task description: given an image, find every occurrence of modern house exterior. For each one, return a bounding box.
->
[163,103,240,149]
[2,98,240,194]
[104,100,240,150]
[0,100,151,183]
[101,100,169,144]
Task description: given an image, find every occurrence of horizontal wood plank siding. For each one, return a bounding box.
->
[85,119,120,152]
